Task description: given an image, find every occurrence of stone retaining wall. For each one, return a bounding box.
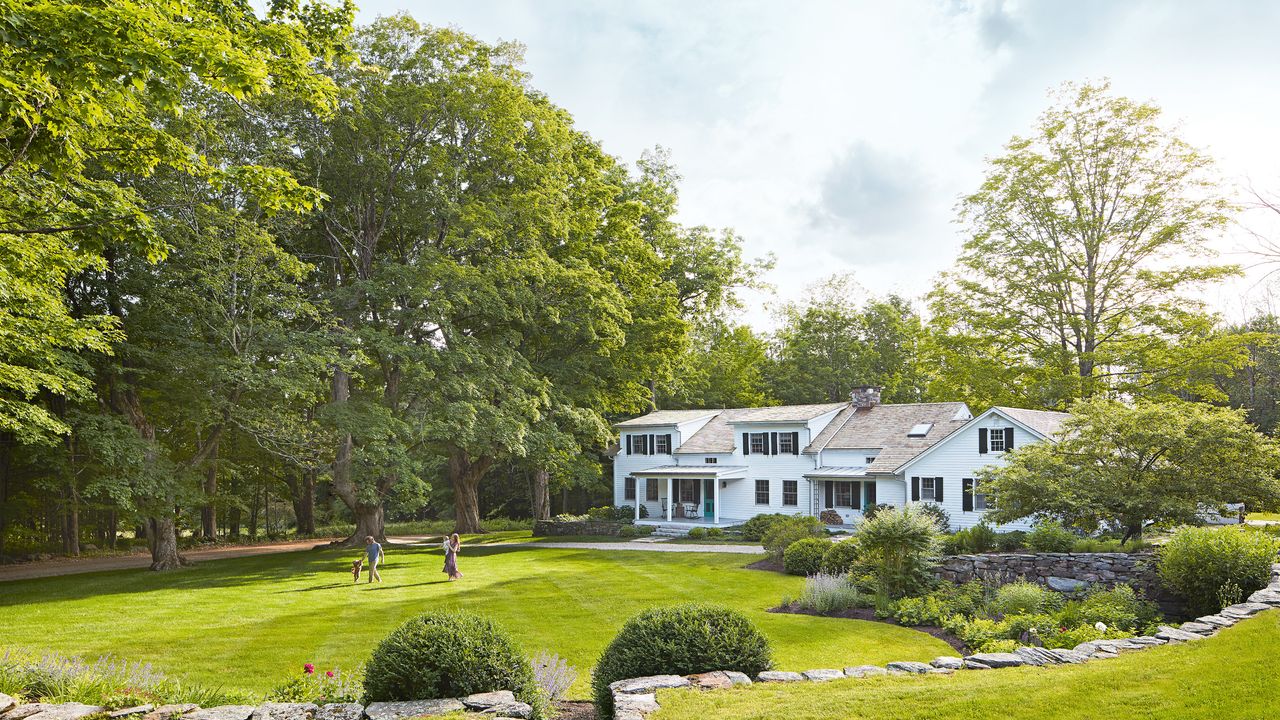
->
[0,694,533,720]
[935,552,1180,614]
[532,520,622,537]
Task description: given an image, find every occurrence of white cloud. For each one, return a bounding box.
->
[355,0,1280,325]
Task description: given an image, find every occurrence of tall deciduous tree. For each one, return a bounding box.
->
[931,81,1247,409]
[980,397,1280,542]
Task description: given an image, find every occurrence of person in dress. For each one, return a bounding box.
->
[364,535,383,583]
[442,532,463,581]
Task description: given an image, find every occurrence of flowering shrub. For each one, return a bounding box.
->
[788,572,864,614]
[530,651,576,702]
[268,664,362,704]
[0,649,246,708]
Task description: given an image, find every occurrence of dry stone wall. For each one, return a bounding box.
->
[532,520,622,536]
[935,552,1180,614]
[0,694,533,720]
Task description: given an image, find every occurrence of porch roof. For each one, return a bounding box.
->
[804,466,868,478]
[629,464,749,479]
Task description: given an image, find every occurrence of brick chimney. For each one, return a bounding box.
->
[851,386,881,409]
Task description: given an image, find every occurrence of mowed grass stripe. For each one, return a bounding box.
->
[0,544,949,699]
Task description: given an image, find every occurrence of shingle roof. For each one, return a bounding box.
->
[731,402,848,423]
[672,409,743,454]
[614,409,719,428]
[995,407,1071,438]
[806,402,973,474]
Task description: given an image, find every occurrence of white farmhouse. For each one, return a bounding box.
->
[612,386,1068,533]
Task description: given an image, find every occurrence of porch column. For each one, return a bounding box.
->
[713,477,720,525]
[635,486,641,522]
[666,478,673,521]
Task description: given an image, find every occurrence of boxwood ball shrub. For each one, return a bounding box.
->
[783,537,830,575]
[820,538,860,574]
[739,513,791,542]
[363,611,544,718]
[1159,525,1280,616]
[591,604,772,717]
[762,515,825,561]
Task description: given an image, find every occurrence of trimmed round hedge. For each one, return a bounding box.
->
[591,603,772,717]
[363,611,544,717]
[820,538,860,574]
[783,537,830,576]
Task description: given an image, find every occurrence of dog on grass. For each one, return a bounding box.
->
[352,558,364,583]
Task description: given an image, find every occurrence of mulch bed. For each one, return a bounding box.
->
[745,557,785,573]
[770,602,967,653]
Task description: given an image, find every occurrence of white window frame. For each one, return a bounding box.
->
[778,433,795,454]
[704,457,718,464]
[782,480,798,506]
[749,432,767,454]
[974,480,992,511]
[834,482,854,508]
[655,435,671,454]
[988,428,1006,453]
[624,477,636,501]
[755,479,770,505]
[646,478,659,502]
[865,456,877,465]
[629,434,648,454]
[921,477,938,502]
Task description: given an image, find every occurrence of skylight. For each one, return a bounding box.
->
[907,423,933,438]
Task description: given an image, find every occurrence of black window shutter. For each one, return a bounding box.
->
[626,435,632,455]
[648,434,654,455]
[1005,427,1014,451]
[853,482,863,510]
[935,478,944,503]
[770,432,778,455]
[962,479,974,512]
[742,432,750,456]
[791,431,800,454]
[911,477,920,502]
[664,433,673,453]
[978,428,988,454]
[866,481,877,506]
[825,481,834,508]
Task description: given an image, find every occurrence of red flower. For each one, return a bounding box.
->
[304,663,315,674]
[326,671,335,678]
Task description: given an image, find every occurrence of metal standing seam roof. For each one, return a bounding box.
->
[803,466,868,478]
[626,464,750,478]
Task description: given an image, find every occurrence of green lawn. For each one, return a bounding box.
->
[1248,512,1280,522]
[654,610,1280,720]
[0,543,948,700]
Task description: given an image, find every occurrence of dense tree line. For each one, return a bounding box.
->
[3,4,1278,565]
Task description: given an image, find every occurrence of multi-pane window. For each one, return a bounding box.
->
[679,479,698,502]
[834,482,854,507]
[974,480,992,510]
[704,457,718,464]
[624,477,636,500]
[749,433,767,454]
[921,477,938,501]
[655,435,671,454]
[646,478,659,502]
[782,480,798,506]
[629,434,648,454]
[778,433,795,454]
[755,479,770,505]
[989,428,1006,452]
[865,456,877,465]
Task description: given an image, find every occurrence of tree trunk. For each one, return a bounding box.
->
[449,447,492,534]
[291,470,316,536]
[348,503,385,545]
[531,468,551,521]
[325,366,389,547]
[0,431,10,557]
[200,436,220,541]
[63,484,80,557]
[107,509,117,550]
[148,514,186,571]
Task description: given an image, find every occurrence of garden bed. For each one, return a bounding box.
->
[769,602,966,652]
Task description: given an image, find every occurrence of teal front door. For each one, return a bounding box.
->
[703,479,714,519]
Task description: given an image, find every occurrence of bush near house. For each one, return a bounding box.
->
[1158,525,1280,616]
[762,516,825,561]
[820,539,860,574]
[1026,520,1076,552]
[783,537,830,575]
[591,604,772,718]
[363,611,545,718]
[855,506,940,599]
[738,513,792,542]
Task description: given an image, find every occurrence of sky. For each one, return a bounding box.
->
[354,0,1280,327]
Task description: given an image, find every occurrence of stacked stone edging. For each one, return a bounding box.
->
[936,552,1181,615]
[0,692,532,720]
[532,520,623,537]
[608,563,1280,720]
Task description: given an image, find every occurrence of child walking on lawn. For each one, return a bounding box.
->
[364,535,383,583]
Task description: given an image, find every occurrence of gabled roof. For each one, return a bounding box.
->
[994,406,1071,438]
[806,401,972,468]
[613,410,719,428]
[729,402,848,424]
[893,405,1071,474]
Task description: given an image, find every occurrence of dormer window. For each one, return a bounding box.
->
[908,423,933,438]
[628,434,648,454]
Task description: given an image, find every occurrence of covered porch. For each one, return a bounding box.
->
[628,464,749,525]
